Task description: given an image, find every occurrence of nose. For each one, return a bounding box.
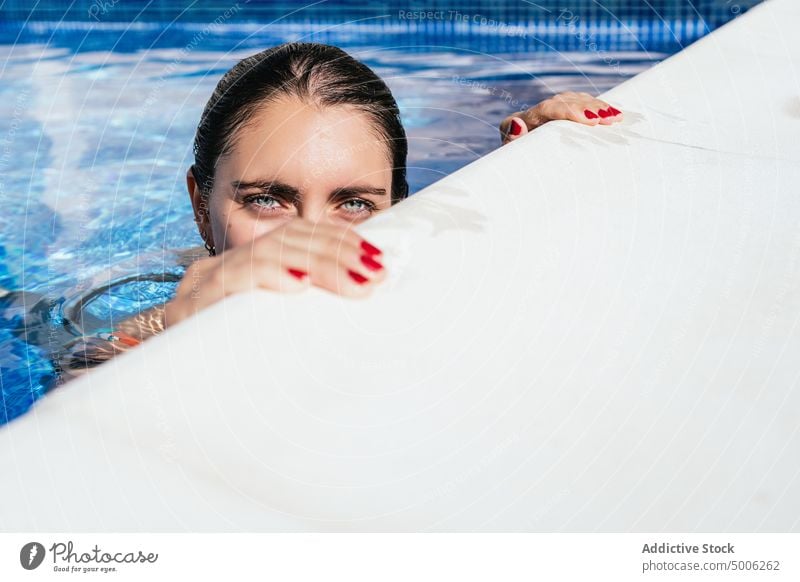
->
[296,197,332,226]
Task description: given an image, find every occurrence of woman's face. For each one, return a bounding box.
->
[188,95,394,252]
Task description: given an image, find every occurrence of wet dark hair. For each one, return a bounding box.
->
[192,42,408,204]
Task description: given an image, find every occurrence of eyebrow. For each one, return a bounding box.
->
[231,179,387,202]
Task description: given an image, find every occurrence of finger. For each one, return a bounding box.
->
[593,101,624,124]
[571,106,601,126]
[607,103,624,123]
[250,230,387,295]
[275,233,387,285]
[221,250,313,296]
[269,225,355,261]
[250,218,388,294]
[304,251,384,298]
[594,101,614,125]
[262,223,377,278]
[499,116,528,145]
[278,218,383,260]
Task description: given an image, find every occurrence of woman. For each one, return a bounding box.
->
[56,42,622,379]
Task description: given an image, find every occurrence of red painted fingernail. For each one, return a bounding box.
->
[114,332,141,347]
[360,254,383,271]
[598,108,611,118]
[509,119,523,136]
[348,269,368,284]
[584,109,598,119]
[360,240,382,256]
[287,268,307,280]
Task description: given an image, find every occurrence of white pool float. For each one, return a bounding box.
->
[1,0,798,532]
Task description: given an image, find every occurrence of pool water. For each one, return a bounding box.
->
[0,18,676,425]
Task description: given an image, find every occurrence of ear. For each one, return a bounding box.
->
[187,166,214,247]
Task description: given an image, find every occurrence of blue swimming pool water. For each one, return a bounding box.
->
[0,6,753,424]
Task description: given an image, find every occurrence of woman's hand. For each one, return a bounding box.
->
[499,91,623,144]
[164,218,386,328]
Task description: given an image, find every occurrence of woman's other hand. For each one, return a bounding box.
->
[164,218,386,328]
[499,91,623,144]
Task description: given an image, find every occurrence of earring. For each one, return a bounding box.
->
[204,240,216,256]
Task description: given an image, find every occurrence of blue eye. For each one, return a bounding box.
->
[340,198,376,215]
[244,194,281,209]
[242,194,288,216]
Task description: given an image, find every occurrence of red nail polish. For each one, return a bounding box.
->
[584,109,598,119]
[598,108,611,118]
[360,254,383,271]
[287,268,307,280]
[348,269,368,284]
[608,106,622,116]
[113,332,141,347]
[509,119,523,136]
[360,240,382,256]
